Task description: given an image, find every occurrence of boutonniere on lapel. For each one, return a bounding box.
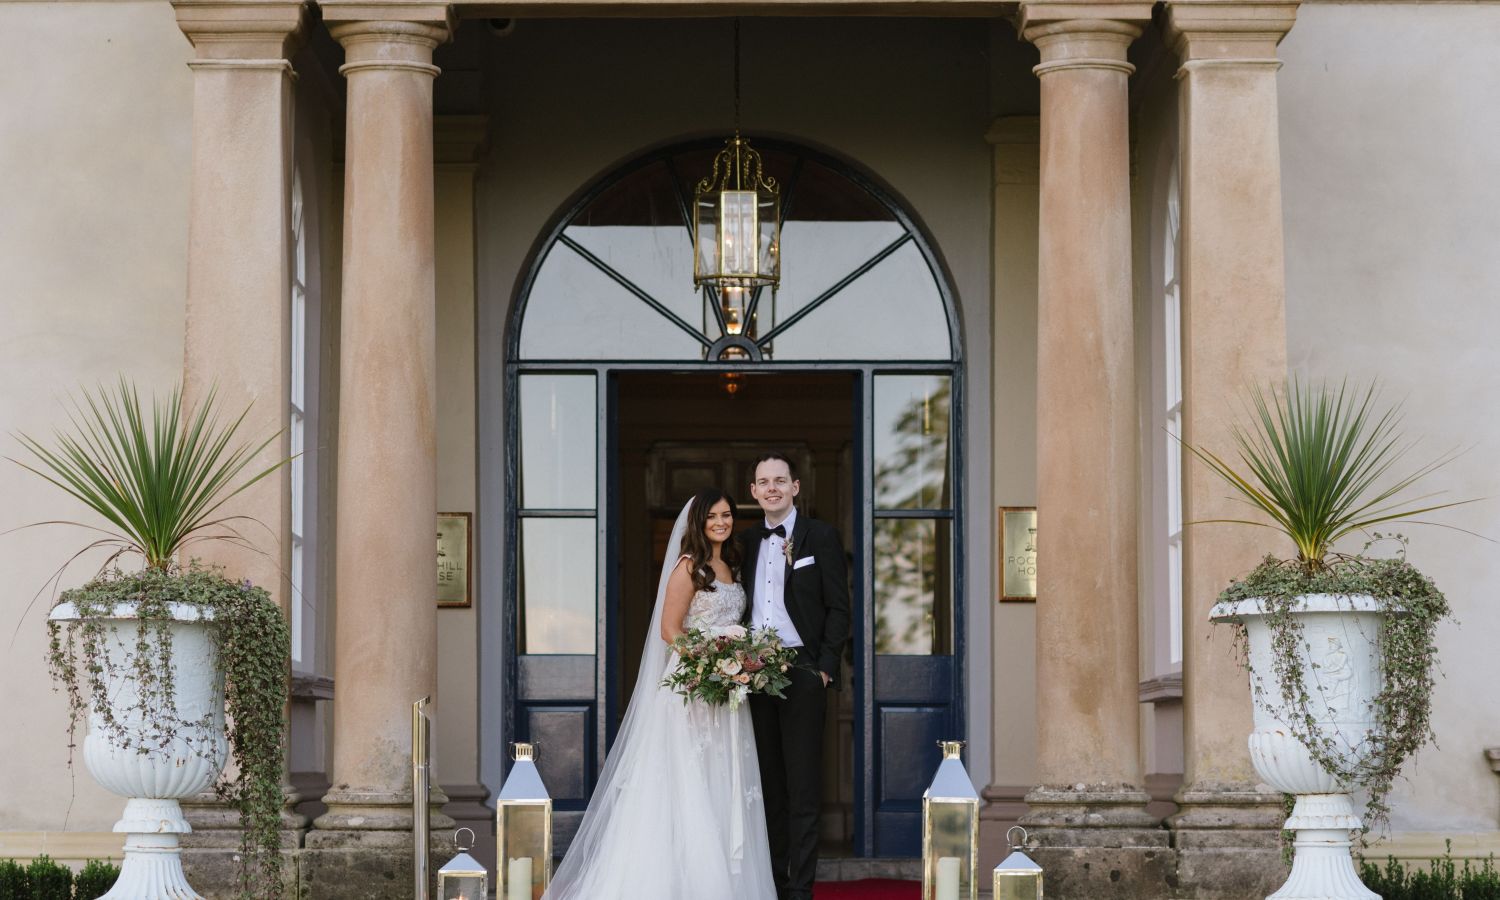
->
[783,537,795,567]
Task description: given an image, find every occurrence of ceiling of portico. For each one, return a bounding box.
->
[455,0,1021,17]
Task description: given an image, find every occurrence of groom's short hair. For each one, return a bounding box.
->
[751,452,798,482]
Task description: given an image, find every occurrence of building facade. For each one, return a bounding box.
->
[2,0,1499,897]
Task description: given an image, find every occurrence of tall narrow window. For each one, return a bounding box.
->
[1162,167,1184,667]
[289,170,313,671]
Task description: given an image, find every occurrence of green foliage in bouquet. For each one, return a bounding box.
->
[12,381,291,900]
[664,626,798,709]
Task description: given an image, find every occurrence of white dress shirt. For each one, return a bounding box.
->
[752,506,804,648]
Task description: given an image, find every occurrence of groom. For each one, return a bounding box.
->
[741,452,851,900]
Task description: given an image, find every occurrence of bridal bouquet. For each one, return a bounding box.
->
[663,625,798,710]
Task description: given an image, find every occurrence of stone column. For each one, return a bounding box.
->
[306,6,453,895]
[1018,4,1169,895]
[172,2,307,887]
[174,0,303,617]
[1164,2,1299,893]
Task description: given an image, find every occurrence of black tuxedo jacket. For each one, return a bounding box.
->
[739,511,851,688]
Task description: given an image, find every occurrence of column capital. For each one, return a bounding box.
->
[173,0,306,61]
[322,1,454,44]
[1165,0,1300,66]
[1017,4,1153,75]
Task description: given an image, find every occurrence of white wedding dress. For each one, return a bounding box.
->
[542,501,778,900]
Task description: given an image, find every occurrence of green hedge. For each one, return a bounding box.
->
[0,858,118,900]
[1361,850,1500,899]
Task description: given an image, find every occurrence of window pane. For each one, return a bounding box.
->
[874,375,951,510]
[874,518,952,655]
[519,517,597,655]
[519,243,702,360]
[769,240,951,360]
[520,375,596,510]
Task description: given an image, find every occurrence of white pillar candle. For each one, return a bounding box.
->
[936,855,961,900]
[507,857,533,900]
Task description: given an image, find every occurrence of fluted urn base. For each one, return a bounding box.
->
[102,799,202,900]
[1265,793,1377,900]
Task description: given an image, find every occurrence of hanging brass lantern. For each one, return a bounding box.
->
[993,826,1044,900]
[693,134,780,293]
[922,740,980,900]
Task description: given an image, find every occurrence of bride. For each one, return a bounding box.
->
[542,488,778,899]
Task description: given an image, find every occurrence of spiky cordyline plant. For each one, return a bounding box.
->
[1190,378,1477,837]
[11,379,291,899]
[11,379,283,571]
[1186,378,1470,573]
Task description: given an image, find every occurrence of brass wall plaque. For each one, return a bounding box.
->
[999,507,1037,602]
[437,512,472,608]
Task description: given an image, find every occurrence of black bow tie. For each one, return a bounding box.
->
[760,523,787,540]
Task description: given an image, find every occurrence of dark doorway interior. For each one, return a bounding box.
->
[612,370,858,856]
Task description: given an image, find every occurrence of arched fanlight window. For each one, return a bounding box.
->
[514,141,955,363]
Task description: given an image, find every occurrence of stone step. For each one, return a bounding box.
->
[815,856,922,882]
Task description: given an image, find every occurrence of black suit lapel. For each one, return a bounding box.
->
[784,512,812,596]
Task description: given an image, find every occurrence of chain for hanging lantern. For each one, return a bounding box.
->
[693,18,781,300]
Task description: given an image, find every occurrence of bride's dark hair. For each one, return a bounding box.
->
[681,487,742,593]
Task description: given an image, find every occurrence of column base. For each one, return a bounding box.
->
[303,789,455,900]
[1169,786,1288,899]
[1018,786,1171,900]
[180,788,306,899]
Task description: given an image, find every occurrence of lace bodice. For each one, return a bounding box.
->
[683,581,747,631]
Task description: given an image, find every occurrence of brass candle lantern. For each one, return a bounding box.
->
[922,740,980,900]
[497,742,552,900]
[993,826,1044,900]
[437,828,488,900]
[694,135,779,294]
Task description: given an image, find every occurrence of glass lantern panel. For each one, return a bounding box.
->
[440,875,486,900]
[757,192,779,282]
[926,799,978,899]
[874,374,951,510]
[518,518,596,654]
[994,871,1042,900]
[499,804,550,900]
[874,518,953,655]
[519,375,596,510]
[720,190,759,277]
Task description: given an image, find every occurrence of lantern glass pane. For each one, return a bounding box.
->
[995,871,1043,900]
[499,804,549,899]
[440,874,487,900]
[757,192,779,283]
[720,190,759,277]
[694,191,718,284]
[927,799,978,898]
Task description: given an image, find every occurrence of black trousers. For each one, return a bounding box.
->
[749,662,827,900]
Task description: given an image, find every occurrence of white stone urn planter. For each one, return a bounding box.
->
[1212,593,1385,900]
[49,601,227,900]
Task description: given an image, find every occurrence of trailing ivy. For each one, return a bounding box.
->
[47,566,289,899]
[1219,543,1449,835]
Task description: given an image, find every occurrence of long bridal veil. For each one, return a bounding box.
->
[543,497,777,900]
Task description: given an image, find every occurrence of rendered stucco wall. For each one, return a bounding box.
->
[0,0,193,847]
[1279,2,1500,836]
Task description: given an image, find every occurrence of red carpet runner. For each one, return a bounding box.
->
[812,879,921,899]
